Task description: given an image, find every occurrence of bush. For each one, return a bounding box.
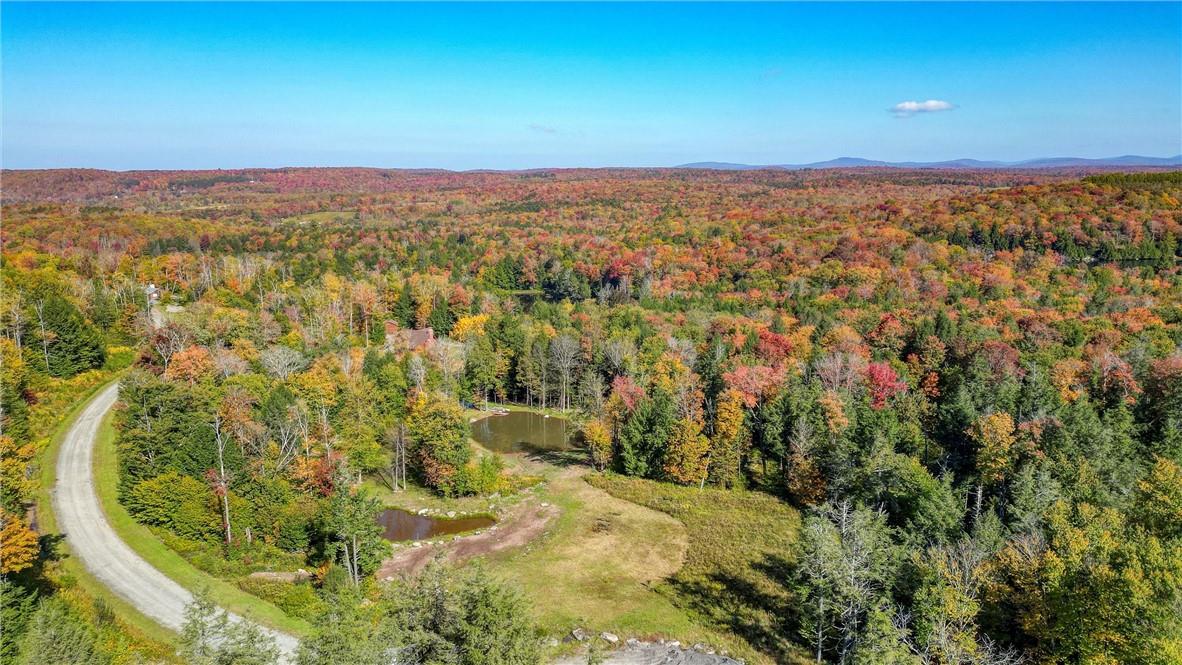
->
[457,455,506,496]
[275,498,318,552]
[155,531,245,578]
[236,578,325,621]
[155,530,307,579]
[125,471,219,541]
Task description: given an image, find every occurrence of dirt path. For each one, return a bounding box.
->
[377,499,561,578]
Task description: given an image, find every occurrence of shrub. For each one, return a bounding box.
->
[103,346,136,371]
[235,578,325,621]
[276,498,318,552]
[125,471,219,541]
[457,455,505,496]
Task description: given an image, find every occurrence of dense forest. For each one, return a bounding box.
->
[1,167,1180,665]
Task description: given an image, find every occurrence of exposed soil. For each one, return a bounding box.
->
[377,499,560,578]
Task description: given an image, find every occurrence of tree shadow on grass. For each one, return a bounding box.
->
[11,533,69,597]
[524,446,589,468]
[665,552,805,662]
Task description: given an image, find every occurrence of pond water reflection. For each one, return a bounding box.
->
[470,411,575,453]
[376,508,495,542]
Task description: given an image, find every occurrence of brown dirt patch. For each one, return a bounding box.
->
[377,500,560,578]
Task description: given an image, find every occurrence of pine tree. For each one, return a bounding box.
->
[28,295,105,377]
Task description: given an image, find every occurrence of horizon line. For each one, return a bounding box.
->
[4,153,1181,174]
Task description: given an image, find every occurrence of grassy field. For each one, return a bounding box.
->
[90,410,313,637]
[483,467,709,651]
[586,474,811,664]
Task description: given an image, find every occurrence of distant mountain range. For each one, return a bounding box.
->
[676,155,1182,170]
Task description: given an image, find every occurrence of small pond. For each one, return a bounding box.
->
[470,411,575,454]
[376,508,495,542]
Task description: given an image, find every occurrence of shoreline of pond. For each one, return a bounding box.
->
[377,506,498,542]
[470,408,580,455]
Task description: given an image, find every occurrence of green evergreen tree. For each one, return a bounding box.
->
[180,589,281,665]
[18,597,108,665]
[28,295,105,377]
[0,579,38,663]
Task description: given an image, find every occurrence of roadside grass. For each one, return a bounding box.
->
[91,409,312,638]
[33,374,180,658]
[586,474,812,664]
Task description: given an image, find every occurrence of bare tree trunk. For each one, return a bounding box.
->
[973,484,983,525]
[352,535,360,586]
[34,300,50,371]
[8,298,25,350]
[397,427,406,489]
[319,405,332,455]
[816,595,825,663]
[213,415,233,544]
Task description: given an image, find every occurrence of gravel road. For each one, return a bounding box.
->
[53,381,300,659]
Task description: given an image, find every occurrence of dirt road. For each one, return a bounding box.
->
[52,382,299,658]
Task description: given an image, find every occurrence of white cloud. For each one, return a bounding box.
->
[527,123,557,135]
[890,99,955,117]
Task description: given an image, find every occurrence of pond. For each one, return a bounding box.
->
[376,508,495,542]
[470,410,575,454]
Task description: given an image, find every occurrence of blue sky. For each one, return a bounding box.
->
[3,2,1180,170]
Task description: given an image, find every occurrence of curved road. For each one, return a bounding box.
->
[53,382,299,658]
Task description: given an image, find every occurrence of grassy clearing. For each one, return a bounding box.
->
[483,469,693,645]
[465,399,576,422]
[587,474,811,664]
[478,464,772,661]
[91,410,312,637]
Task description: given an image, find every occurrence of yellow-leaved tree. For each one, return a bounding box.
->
[709,388,746,488]
[0,510,39,574]
[664,417,709,486]
[970,412,1016,485]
